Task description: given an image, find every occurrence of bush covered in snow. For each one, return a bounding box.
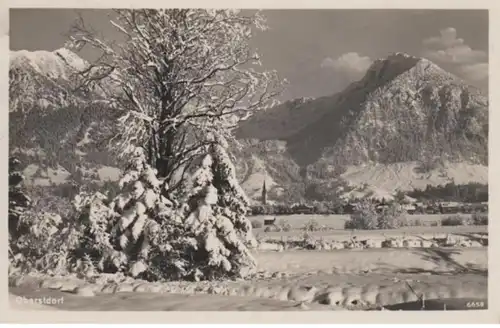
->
[302,218,321,232]
[8,157,82,275]
[9,210,81,275]
[471,213,488,226]
[344,201,407,230]
[377,203,408,229]
[441,215,468,226]
[344,201,378,230]
[277,219,292,232]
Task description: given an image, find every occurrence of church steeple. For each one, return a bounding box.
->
[261,180,267,205]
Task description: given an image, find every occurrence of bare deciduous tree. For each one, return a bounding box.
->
[66,9,284,192]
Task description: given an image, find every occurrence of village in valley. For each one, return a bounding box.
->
[251,179,488,217]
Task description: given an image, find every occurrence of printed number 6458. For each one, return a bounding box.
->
[466,301,485,308]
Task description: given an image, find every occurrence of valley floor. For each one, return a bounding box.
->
[250,214,485,231]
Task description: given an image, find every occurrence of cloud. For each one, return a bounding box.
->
[422,27,487,65]
[423,46,487,65]
[320,57,336,68]
[423,27,464,49]
[422,27,488,87]
[321,52,372,80]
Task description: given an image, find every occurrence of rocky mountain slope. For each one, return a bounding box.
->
[9,50,488,202]
[234,53,488,201]
[9,48,121,189]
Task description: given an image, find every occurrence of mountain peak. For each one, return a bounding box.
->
[356,52,465,94]
[362,53,422,84]
[10,48,87,78]
[373,52,427,66]
[388,51,420,60]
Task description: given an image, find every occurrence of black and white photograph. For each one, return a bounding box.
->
[5,6,492,317]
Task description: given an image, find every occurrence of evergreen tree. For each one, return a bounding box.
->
[210,139,258,249]
[8,157,31,240]
[177,138,257,280]
[74,147,175,277]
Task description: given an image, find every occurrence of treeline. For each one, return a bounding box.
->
[406,182,488,203]
[250,202,355,216]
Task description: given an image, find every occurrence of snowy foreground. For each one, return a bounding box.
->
[9,247,487,311]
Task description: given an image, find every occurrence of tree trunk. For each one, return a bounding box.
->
[157,128,177,181]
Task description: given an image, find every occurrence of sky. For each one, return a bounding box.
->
[10,9,489,100]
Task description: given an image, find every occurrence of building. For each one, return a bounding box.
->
[261,180,267,205]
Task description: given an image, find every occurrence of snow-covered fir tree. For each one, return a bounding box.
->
[178,137,257,280]
[73,147,176,277]
[209,136,258,249]
[8,157,31,241]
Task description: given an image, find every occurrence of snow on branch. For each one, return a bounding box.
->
[65,9,285,189]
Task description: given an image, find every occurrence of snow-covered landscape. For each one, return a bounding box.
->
[7,8,489,318]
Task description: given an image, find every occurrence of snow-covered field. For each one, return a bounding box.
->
[8,290,331,311]
[9,244,487,312]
